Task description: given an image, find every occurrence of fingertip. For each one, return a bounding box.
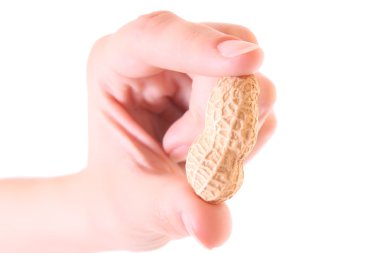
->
[168,144,189,162]
[181,197,232,249]
[256,73,277,118]
[228,47,264,75]
[163,111,200,162]
[156,176,232,248]
[211,47,264,76]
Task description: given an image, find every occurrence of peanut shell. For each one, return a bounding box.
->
[185,75,260,204]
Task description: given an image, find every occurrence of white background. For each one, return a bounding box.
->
[0,1,379,252]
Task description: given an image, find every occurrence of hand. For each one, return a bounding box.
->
[84,11,276,251]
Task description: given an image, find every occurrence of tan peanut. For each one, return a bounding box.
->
[185,75,260,204]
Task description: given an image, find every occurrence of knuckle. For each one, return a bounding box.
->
[87,35,111,67]
[92,35,110,52]
[185,23,219,43]
[135,10,177,30]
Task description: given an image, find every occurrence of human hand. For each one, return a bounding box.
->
[84,11,276,251]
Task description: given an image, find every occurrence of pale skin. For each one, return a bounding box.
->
[0,11,276,252]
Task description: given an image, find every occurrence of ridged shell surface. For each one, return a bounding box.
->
[186,75,260,203]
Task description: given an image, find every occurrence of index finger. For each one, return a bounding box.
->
[103,11,263,78]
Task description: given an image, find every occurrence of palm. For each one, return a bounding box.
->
[88,69,222,250]
[121,71,191,144]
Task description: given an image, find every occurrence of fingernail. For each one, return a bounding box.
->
[217,40,260,58]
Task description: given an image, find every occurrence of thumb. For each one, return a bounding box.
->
[156,176,231,249]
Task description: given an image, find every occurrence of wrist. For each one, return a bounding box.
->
[70,169,127,252]
[60,170,118,252]
[0,173,108,252]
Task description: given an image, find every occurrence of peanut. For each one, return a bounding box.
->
[185,75,260,204]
